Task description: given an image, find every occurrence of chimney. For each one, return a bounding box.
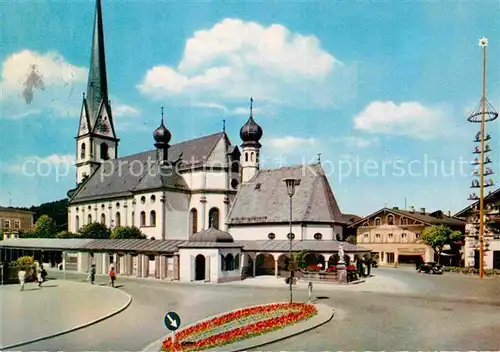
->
[393,207,399,210]
[410,206,415,213]
[448,210,451,217]
[420,207,425,215]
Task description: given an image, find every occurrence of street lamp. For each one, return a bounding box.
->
[283,177,300,304]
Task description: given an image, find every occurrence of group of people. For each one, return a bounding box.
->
[18,261,47,291]
[88,263,117,288]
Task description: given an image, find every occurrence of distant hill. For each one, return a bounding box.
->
[15,199,68,232]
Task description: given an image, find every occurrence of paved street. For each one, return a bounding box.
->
[7,267,500,351]
[0,279,130,349]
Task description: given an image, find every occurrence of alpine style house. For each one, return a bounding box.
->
[0,0,368,283]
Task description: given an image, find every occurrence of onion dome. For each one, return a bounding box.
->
[240,116,263,143]
[153,107,171,145]
[239,97,263,144]
[189,227,234,243]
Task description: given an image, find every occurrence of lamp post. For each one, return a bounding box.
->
[283,177,299,304]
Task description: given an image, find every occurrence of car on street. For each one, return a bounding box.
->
[416,262,443,274]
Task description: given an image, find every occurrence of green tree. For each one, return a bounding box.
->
[56,231,79,239]
[292,250,308,270]
[111,226,146,239]
[19,229,39,238]
[345,235,357,245]
[421,224,462,264]
[33,215,57,238]
[78,222,111,239]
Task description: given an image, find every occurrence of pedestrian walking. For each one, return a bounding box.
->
[36,263,43,287]
[18,269,26,291]
[89,264,96,284]
[109,266,116,288]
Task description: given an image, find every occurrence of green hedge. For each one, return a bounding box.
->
[443,266,500,276]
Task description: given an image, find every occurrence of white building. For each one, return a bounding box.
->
[0,0,370,283]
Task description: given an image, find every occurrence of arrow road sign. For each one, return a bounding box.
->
[164,311,181,331]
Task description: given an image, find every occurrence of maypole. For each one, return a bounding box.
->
[467,37,498,279]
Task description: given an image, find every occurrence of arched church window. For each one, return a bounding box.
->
[231,160,239,174]
[251,152,255,162]
[151,195,156,203]
[115,212,121,227]
[101,213,106,224]
[131,211,135,227]
[75,215,80,230]
[190,208,198,235]
[87,214,92,224]
[140,211,146,227]
[375,217,381,226]
[100,143,109,160]
[208,207,220,229]
[225,254,234,271]
[245,153,249,162]
[80,143,86,159]
[150,211,156,227]
[140,196,146,204]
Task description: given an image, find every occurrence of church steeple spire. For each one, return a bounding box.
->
[86,0,109,124]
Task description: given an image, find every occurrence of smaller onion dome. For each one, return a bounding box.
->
[153,107,171,145]
[189,227,234,243]
[240,116,263,143]
[240,98,263,143]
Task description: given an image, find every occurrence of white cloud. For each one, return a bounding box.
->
[113,104,141,117]
[137,18,353,108]
[7,154,76,176]
[1,50,87,119]
[353,101,450,139]
[331,136,380,149]
[266,136,318,151]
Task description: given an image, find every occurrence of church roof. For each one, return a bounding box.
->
[226,163,345,225]
[70,132,226,203]
[189,227,234,243]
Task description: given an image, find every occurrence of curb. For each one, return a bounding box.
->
[141,302,334,352]
[1,283,133,351]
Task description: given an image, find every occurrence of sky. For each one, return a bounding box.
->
[1,0,500,216]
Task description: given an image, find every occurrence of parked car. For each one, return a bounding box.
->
[416,262,443,274]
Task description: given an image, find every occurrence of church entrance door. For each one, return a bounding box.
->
[195,254,205,281]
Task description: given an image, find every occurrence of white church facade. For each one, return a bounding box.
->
[0,0,369,284]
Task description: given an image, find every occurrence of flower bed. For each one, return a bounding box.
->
[161,303,317,351]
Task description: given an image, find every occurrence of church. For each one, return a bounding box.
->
[1,0,369,283]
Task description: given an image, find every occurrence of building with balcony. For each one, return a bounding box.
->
[349,207,465,265]
[455,188,500,269]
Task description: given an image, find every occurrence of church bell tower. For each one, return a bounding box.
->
[239,98,263,183]
[75,0,119,184]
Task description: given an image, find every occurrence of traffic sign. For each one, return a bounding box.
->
[164,311,181,331]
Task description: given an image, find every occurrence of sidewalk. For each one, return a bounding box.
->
[0,279,131,350]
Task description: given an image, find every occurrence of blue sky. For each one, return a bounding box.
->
[1,0,499,216]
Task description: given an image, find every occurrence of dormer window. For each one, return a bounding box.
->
[375,218,381,226]
[387,215,394,225]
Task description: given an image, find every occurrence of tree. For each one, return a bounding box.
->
[19,229,40,238]
[33,215,57,238]
[56,231,79,239]
[292,250,308,270]
[111,226,146,239]
[78,222,111,239]
[345,235,357,245]
[421,224,462,264]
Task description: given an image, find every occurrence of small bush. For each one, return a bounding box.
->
[442,266,500,276]
[15,256,34,267]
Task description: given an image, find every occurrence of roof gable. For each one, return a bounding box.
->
[454,188,500,218]
[349,207,465,228]
[227,163,344,225]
